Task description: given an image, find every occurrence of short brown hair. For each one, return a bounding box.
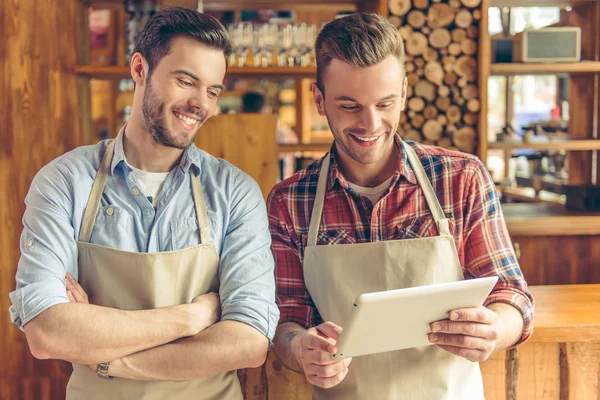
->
[315,13,405,94]
[134,7,232,74]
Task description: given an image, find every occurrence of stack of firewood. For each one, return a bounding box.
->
[388,0,481,153]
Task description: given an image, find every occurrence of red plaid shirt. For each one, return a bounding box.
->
[266,136,534,346]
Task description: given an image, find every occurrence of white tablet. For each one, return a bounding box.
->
[332,276,499,359]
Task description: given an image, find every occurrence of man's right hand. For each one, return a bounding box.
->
[189,292,221,333]
[294,321,352,389]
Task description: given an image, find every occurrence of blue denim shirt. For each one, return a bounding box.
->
[9,128,279,343]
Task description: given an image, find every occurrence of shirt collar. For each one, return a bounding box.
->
[110,125,202,175]
[325,133,418,191]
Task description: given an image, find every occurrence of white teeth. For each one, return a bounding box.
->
[174,112,197,126]
[354,135,379,142]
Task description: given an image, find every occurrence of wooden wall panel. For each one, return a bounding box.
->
[510,235,600,285]
[567,342,600,399]
[195,114,278,199]
[479,351,507,400]
[515,343,561,399]
[0,0,86,399]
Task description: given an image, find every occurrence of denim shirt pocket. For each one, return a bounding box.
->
[89,205,133,245]
[170,217,200,251]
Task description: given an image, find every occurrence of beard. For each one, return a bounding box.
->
[141,77,207,150]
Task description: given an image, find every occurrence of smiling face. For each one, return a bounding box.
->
[139,35,226,150]
[313,55,407,169]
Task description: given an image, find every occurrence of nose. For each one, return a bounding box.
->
[357,107,382,133]
[188,89,210,115]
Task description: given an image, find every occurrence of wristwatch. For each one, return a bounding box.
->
[97,361,114,380]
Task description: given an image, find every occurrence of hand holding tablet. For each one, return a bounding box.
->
[331,276,499,359]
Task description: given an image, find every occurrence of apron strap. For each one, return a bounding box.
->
[307,154,331,247]
[191,170,211,245]
[307,143,450,245]
[80,139,212,245]
[79,140,116,243]
[403,144,450,236]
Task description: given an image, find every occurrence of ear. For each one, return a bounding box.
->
[311,82,326,117]
[130,53,148,87]
[400,76,408,111]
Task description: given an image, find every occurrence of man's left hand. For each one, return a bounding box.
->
[428,306,500,363]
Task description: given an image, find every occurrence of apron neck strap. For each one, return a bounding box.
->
[307,154,331,246]
[79,140,211,245]
[403,144,450,236]
[79,140,116,243]
[306,144,450,246]
[191,170,211,244]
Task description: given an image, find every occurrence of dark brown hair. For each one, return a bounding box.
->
[315,13,406,94]
[133,7,232,74]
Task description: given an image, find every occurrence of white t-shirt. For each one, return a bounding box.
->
[130,166,170,206]
[347,176,394,205]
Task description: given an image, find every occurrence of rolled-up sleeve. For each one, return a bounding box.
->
[9,161,76,330]
[218,170,280,346]
[462,159,534,346]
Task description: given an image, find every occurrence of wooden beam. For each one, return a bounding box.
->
[357,0,388,15]
[478,0,491,163]
[567,2,598,185]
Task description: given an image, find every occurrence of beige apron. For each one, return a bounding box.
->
[303,145,485,400]
[66,140,242,400]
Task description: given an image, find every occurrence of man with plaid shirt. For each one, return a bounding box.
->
[267,13,533,399]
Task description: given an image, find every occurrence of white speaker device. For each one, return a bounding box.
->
[513,27,581,63]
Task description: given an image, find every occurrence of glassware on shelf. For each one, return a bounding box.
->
[124,0,159,65]
[226,22,319,68]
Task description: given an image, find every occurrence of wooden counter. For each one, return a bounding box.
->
[502,203,600,236]
[244,284,600,400]
[481,284,600,400]
[529,284,600,343]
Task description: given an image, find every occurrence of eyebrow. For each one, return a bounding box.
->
[172,69,225,91]
[335,94,399,102]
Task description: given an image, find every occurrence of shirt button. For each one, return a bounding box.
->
[105,207,114,216]
[26,239,33,247]
[132,188,140,196]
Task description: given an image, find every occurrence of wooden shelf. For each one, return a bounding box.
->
[202,0,358,10]
[500,187,566,206]
[75,65,316,79]
[228,67,316,78]
[491,0,598,7]
[89,0,359,11]
[491,62,600,76]
[502,203,600,236]
[488,140,600,151]
[278,143,331,152]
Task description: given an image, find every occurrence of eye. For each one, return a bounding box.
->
[377,102,393,109]
[177,79,193,87]
[208,90,219,99]
[341,105,359,111]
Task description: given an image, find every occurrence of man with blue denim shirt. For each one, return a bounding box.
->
[9,8,278,399]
